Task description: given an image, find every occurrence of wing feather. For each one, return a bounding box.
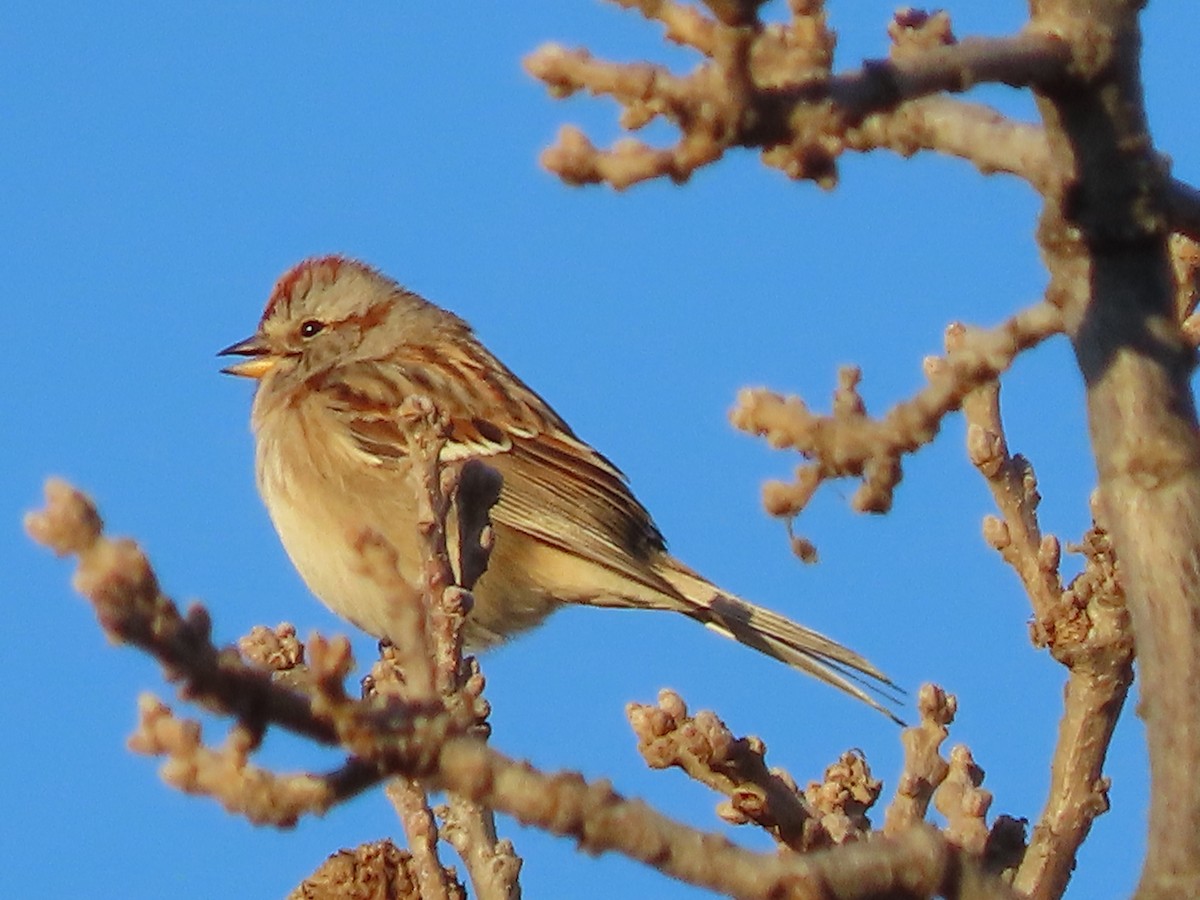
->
[309,351,671,595]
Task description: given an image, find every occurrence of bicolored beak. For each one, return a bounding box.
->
[218,334,277,380]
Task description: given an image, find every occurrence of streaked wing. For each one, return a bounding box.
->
[486,431,672,594]
[311,348,671,594]
[308,348,544,462]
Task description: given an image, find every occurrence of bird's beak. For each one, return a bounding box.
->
[218,334,277,380]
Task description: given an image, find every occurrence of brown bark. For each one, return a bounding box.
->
[1029,1,1200,896]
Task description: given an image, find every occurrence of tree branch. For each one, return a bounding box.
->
[27,477,1020,900]
[1024,2,1200,896]
[729,302,1061,555]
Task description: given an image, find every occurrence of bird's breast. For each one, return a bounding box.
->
[252,397,425,642]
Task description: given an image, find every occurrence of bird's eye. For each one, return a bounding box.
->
[299,319,325,338]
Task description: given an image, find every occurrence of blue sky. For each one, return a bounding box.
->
[6,3,1195,898]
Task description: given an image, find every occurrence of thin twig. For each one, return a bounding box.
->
[961,366,1133,899]
[387,778,460,900]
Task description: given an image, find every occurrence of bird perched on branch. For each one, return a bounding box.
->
[221,255,900,720]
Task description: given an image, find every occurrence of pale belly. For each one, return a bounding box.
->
[251,404,601,652]
[255,427,426,643]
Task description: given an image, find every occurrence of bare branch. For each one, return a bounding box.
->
[960,348,1065,629]
[884,685,955,835]
[437,797,523,900]
[24,479,346,745]
[526,3,1068,189]
[730,303,1062,553]
[1013,515,1133,900]
[935,745,992,855]
[436,737,1018,900]
[829,32,1069,122]
[28,477,1020,900]
[127,695,347,827]
[962,323,1134,898]
[387,779,462,900]
[628,689,827,851]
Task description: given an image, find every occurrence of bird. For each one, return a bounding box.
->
[220,255,900,719]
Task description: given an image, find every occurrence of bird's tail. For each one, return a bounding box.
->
[655,556,904,723]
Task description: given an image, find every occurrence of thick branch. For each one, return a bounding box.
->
[1027,2,1200,897]
[827,32,1069,122]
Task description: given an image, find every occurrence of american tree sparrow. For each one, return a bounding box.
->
[221,256,898,718]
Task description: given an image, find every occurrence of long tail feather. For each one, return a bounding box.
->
[656,556,904,724]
